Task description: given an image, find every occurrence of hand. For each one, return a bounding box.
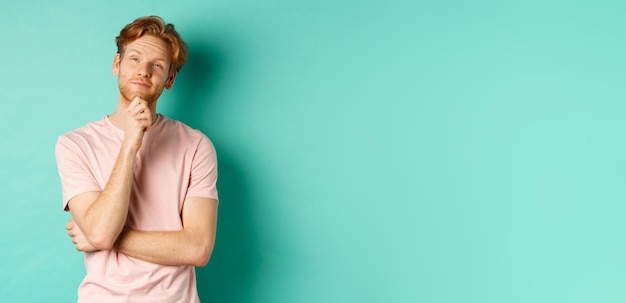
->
[66,219,99,252]
[123,97,153,149]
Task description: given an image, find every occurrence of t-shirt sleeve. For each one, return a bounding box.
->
[55,135,102,211]
[186,134,219,202]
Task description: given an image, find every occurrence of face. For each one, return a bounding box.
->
[112,35,176,104]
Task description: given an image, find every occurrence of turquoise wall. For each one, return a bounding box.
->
[2,0,626,302]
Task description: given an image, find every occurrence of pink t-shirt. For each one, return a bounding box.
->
[55,114,218,303]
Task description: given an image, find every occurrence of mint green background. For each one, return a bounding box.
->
[2,0,626,302]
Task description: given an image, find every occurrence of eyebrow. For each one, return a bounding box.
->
[125,49,168,62]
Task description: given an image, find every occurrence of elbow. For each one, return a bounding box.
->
[191,244,214,267]
[88,233,116,250]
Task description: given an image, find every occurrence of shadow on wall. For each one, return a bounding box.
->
[170,37,260,302]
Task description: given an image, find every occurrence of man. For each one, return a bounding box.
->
[55,16,218,303]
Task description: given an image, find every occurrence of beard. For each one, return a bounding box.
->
[118,79,164,104]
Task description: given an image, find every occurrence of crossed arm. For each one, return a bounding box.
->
[66,195,218,267]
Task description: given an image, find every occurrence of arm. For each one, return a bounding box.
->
[114,197,218,267]
[67,146,136,250]
[67,98,153,250]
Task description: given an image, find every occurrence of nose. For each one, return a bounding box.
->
[138,64,151,78]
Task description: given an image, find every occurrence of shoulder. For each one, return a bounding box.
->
[56,118,109,150]
[157,115,216,158]
[159,115,213,143]
[58,118,109,142]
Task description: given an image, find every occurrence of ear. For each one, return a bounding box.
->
[112,53,121,76]
[165,71,177,90]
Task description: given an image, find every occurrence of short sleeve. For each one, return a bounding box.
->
[55,135,102,211]
[186,134,219,202]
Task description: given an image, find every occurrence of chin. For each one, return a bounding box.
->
[120,90,157,104]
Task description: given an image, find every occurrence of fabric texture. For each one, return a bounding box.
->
[55,114,218,303]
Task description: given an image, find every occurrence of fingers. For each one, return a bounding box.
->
[65,219,75,231]
[65,221,96,252]
[66,221,75,237]
[126,97,152,131]
[127,98,149,119]
[127,97,148,113]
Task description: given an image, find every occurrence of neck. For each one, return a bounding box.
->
[108,96,158,130]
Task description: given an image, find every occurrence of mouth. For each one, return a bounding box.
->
[131,80,151,88]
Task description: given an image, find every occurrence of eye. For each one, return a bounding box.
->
[130,57,139,62]
[154,63,162,68]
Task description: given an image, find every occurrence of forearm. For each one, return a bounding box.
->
[115,228,213,267]
[80,143,138,249]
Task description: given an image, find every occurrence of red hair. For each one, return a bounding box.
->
[115,16,188,72]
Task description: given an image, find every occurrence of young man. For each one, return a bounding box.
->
[55,16,218,302]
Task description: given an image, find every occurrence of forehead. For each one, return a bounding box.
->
[123,35,171,61]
